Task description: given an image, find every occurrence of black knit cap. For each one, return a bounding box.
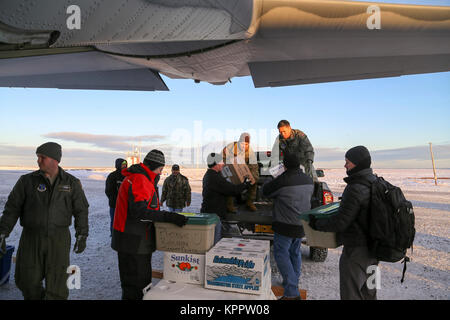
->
[143,149,165,170]
[36,142,62,163]
[345,145,371,174]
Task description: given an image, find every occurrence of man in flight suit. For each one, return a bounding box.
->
[0,142,89,300]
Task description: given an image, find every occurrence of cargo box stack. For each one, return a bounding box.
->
[155,213,219,286]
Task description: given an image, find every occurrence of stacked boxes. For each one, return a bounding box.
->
[155,213,219,286]
[205,238,271,295]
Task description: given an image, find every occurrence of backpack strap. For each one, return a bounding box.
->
[401,256,410,283]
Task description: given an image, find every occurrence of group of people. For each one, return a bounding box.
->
[0,119,379,301]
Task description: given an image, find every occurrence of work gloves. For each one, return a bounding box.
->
[243,177,252,189]
[166,212,189,227]
[0,234,6,259]
[73,235,87,254]
[308,214,318,230]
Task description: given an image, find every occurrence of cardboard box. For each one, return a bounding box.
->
[221,162,256,185]
[269,163,286,178]
[155,213,219,254]
[299,202,342,248]
[143,279,276,300]
[163,252,205,285]
[205,246,271,295]
[214,238,271,252]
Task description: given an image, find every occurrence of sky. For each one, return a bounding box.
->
[0,0,449,169]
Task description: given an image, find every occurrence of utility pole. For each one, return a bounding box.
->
[429,142,438,186]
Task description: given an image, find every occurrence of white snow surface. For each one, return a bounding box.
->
[0,168,449,300]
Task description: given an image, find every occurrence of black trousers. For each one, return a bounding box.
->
[117,252,152,300]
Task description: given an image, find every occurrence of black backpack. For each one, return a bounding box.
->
[358,176,415,283]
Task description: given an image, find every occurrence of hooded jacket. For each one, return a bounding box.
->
[314,168,377,247]
[111,163,163,254]
[105,158,126,208]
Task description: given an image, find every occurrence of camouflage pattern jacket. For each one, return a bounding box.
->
[271,129,315,167]
[161,173,191,209]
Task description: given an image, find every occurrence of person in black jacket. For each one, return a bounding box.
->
[309,146,379,300]
[105,158,127,236]
[200,152,251,243]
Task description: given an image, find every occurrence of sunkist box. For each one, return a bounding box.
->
[221,161,256,185]
[299,202,342,248]
[155,213,219,254]
[205,239,271,295]
[163,252,205,285]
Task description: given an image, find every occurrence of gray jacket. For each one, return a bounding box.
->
[262,168,314,238]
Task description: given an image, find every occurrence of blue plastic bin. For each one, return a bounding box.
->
[0,245,15,286]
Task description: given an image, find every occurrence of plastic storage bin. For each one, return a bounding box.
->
[299,202,342,249]
[0,245,15,286]
[155,213,219,254]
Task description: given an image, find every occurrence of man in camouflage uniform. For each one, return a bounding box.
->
[160,164,191,213]
[222,132,259,212]
[271,120,318,181]
[0,142,89,300]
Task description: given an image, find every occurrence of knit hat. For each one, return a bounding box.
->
[36,142,62,162]
[115,158,127,170]
[345,145,371,174]
[207,152,222,168]
[283,150,301,169]
[143,149,165,171]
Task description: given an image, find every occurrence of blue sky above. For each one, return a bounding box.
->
[0,0,449,168]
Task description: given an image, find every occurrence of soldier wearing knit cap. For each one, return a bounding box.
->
[0,142,89,300]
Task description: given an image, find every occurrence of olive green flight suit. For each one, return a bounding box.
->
[0,168,89,300]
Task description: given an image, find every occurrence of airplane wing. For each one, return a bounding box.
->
[0,0,449,91]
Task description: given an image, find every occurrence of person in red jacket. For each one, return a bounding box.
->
[111,149,187,300]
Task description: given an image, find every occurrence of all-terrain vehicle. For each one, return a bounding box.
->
[222,151,334,262]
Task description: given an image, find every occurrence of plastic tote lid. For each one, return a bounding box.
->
[299,202,340,221]
[179,213,220,225]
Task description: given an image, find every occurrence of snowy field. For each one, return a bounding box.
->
[0,167,449,300]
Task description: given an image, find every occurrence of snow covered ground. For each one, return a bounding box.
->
[0,167,449,300]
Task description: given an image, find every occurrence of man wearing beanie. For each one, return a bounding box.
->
[201,152,250,243]
[112,149,188,300]
[309,145,379,300]
[262,150,314,300]
[0,142,89,300]
[222,132,259,212]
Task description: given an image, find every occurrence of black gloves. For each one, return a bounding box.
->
[166,212,188,227]
[0,234,6,259]
[308,214,318,230]
[73,235,87,254]
[243,176,252,189]
[305,160,314,178]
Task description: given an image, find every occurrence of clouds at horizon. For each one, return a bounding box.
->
[1,139,449,168]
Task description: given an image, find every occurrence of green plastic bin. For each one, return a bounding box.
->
[300,202,342,249]
[155,213,219,254]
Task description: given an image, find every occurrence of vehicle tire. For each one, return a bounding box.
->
[309,247,328,262]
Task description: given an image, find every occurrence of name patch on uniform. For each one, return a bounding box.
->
[59,185,72,192]
[37,184,47,192]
